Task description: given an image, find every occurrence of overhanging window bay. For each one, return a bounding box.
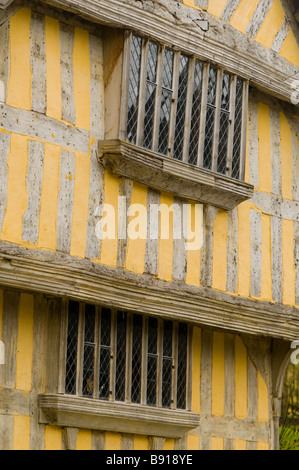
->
[126,33,248,181]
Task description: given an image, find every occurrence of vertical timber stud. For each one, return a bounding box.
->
[110,310,117,402]
[30,12,47,115]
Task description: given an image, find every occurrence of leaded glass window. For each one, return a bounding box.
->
[65,301,191,411]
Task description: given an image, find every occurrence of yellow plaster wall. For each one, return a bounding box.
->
[0,4,296,451]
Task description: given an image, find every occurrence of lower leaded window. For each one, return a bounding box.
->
[65,301,191,410]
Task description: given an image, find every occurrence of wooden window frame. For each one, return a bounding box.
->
[39,299,198,438]
[60,301,192,410]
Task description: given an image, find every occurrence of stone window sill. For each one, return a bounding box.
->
[38,394,200,438]
[98,140,254,211]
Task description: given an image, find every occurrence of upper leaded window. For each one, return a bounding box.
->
[65,301,191,411]
[126,34,248,181]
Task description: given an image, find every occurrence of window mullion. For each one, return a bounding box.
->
[119,31,133,140]
[76,303,85,396]
[58,299,68,394]
[239,80,249,181]
[211,69,223,173]
[157,319,163,408]
[197,63,209,167]
[182,58,195,163]
[136,40,148,147]
[110,309,117,402]
[152,47,164,153]
[226,75,237,177]
[167,52,180,158]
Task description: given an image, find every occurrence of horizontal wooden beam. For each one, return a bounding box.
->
[0,241,297,341]
[29,0,299,105]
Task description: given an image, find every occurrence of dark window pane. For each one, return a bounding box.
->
[173,55,190,160]
[115,311,127,402]
[82,304,96,396]
[147,317,158,406]
[163,321,172,358]
[158,89,172,155]
[99,347,110,400]
[177,323,188,409]
[158,49,174,155]
[131,315,143,403]
[232,79,243,179]
[127,35,142,145]
[162,49,174,89]
[203,105,215,169]
[148,317,158,354]
[65,301,79,395]
[147,42,158,83]
[162,320,173,408]
[101,308,111,347]
[147,355,157,406]
[221,73,231,111]
[82,343,95,396]
[162,358,172,408]
[84,304,95,344]
[188,61,203,165]
[99,308,112,400]
[207,67,217,105]
[217,111,230,174]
